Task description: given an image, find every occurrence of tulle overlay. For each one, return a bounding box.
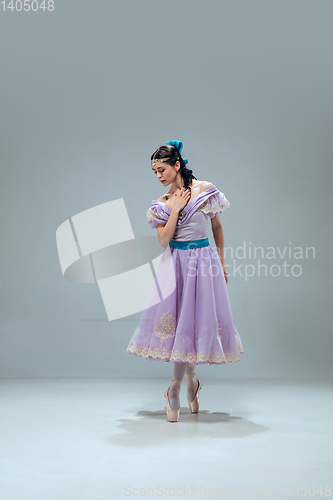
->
[126,244,244,366]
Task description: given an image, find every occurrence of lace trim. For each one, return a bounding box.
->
[127,311,243,366]
[146,193,230,223]
[197,199,230,214]
[146,208,164,223]
[126,342,244,366]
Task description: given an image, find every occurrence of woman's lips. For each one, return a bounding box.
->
[160,180,165,183]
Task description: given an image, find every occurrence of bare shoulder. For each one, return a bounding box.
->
[190,179,212,191]
[199,180,214,193]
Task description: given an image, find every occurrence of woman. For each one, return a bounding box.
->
[126,140,244,422]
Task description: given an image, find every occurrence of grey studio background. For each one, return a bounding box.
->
[1,2,333,500]
[0,1,332,380]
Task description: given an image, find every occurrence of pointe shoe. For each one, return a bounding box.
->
[186,373,202,413]
[164,379,181,422]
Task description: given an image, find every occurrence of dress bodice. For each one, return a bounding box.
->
[172,210,210,241]
[146,185,230,241]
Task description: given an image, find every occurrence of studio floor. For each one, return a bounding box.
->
[0,378,332,499]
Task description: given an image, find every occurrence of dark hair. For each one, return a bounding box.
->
[151,144,197,189]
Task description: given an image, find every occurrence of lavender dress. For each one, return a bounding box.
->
[126,185,244,367]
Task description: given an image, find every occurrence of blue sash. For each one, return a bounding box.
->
[169,237,210,249]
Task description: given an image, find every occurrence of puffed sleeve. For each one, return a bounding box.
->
[146,205,167,229]
[197,190,230,218]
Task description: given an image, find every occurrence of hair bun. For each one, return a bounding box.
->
[166,140,183,154]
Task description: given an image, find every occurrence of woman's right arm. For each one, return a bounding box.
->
[156,187,191,248]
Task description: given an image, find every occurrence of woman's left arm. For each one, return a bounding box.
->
[211,214,229,284]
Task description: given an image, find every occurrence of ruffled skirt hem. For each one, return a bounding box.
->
[126,342,245,367]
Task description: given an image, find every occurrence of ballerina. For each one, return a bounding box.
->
[126,140,244,422]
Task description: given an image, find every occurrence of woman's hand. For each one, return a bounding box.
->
[221,261,229,284]
[173,186,191,213]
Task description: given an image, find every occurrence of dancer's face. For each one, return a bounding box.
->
[152,161,180,186]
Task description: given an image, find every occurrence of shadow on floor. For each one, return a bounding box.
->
[109,408,269,446]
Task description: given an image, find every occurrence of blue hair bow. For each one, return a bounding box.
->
[166,140,188,165]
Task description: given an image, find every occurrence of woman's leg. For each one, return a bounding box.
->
[185,364,199,402]
[185,364,196,376]
[168,362,186,410]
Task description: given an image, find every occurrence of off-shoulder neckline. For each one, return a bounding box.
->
[152,185,217,213]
